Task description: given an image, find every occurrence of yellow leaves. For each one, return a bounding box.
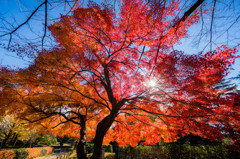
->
[0,115,38,142]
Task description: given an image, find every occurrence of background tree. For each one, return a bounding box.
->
[0,0,239,159]
[57,135,70,147]
[0,115,38,149]
[35,134,57,147]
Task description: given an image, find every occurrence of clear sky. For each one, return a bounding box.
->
[0,0,240,84]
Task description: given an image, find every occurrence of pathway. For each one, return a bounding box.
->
[34,151,72,159]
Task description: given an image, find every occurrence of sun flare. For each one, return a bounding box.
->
[148,79,157,87]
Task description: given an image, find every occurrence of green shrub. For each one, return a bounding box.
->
[57,135,70,147]
[86,143,94,154]
[13,148,28,159]
[40,147,47,156]
[102,145,113,153]
[225,149,240,159]
[86,143,113,153]
[35,134,57,146]
[118,144,239,159]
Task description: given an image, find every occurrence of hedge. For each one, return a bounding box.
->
[118,144,240,159]
[0,150,15,159]
[86,143,113,154]
[0,147,53,159]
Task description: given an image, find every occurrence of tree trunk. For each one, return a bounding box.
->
[2,130,12,148]
[115,143,119,159]
[76,137,87,159]
[77,115,87,159]
[111,142,119,159]
[90,112,117,159]
[13,134,19,147]
[9,133,16,146]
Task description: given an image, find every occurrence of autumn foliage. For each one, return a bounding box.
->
[26,148,41,159]
[0,0,239,158]
[0,150,15,159]
[0,147,53,159]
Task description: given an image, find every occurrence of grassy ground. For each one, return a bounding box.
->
[68,151,115,159]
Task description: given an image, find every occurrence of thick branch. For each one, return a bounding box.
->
[0,1,47,47]
[173,0,205,28]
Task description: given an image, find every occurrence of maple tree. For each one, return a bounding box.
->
[0,0,239,159]
[0,0,205,48]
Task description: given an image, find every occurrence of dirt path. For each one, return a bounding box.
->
[34,152,71,159]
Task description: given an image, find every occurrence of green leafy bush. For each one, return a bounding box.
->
[86,143,94,154]
[35,134,57,147]
[102,145,113,153]
[57,135,70,147]
[86,143,113,153]
[118,144,240,159]
[13,148,28,159]
[40,147,47,156]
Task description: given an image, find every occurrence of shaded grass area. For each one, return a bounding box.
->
[52,145,74,152]
[68,151,115,159]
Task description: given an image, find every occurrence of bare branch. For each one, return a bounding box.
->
[42,0,48,48]
[210,0,216,51]
[0,1,47,47]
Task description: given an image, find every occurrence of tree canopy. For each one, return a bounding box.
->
[0,0,239,158]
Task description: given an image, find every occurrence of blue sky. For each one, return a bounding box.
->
[0,0,239,83]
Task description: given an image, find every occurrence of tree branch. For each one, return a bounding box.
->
[42,0,48,48]
[173,0,205,28]
[0,1,47,47]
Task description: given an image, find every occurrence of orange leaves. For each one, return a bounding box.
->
[0,150,15,159]
[45,147,53,155]
[26,148,41,159]
[1,0,239,150]
[0,147,53,159]
[26,147,53,159]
